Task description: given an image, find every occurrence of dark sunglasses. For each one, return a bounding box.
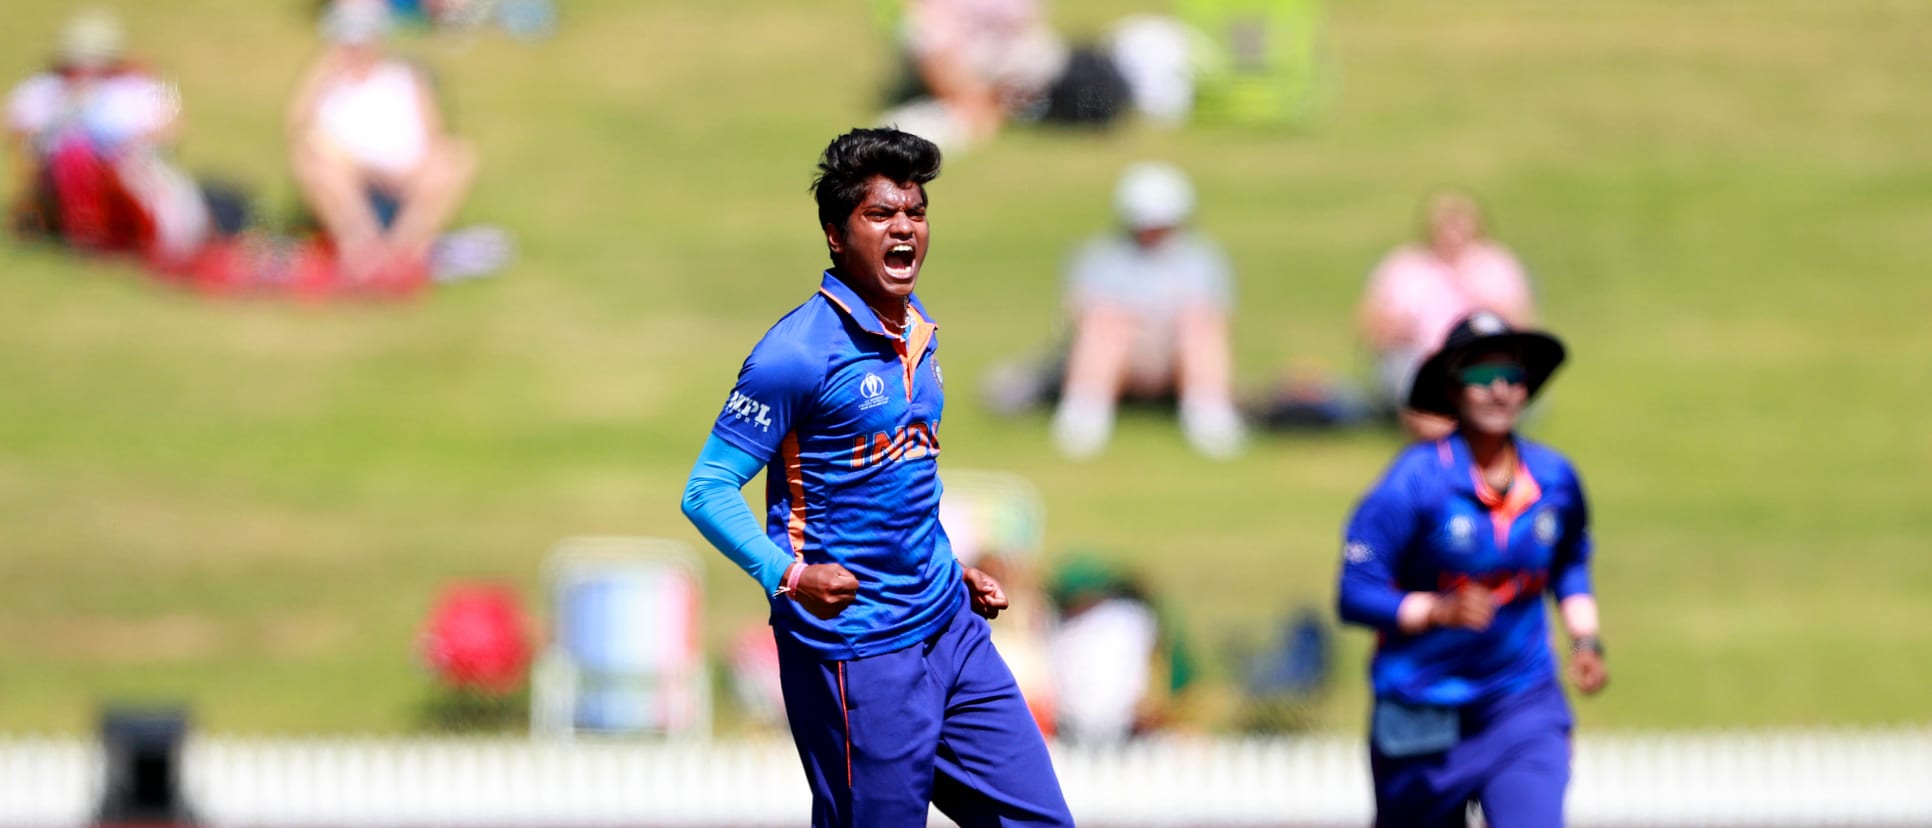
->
[1459,363,1527,387]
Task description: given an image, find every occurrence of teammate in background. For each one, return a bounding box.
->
[681,128,1072,827]
[1336,311,1608,827]
[1358,190,1536,440]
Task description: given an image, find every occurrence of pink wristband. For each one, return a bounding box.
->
[781,561,805,598]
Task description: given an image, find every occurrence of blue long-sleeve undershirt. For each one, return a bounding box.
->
[680,434,797,595]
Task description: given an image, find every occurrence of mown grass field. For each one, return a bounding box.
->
[2,0,1928,735]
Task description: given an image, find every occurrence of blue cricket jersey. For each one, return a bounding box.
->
[1337,433,1594,707]
[710,271,961,661]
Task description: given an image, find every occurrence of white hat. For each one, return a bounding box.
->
[59,8,126,70]
[1113,161,1194,230]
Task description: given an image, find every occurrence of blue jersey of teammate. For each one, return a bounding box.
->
[709,271,961,660]
[1338,433,1594,707]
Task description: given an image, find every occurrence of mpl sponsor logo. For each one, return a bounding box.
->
[724,390,774,432]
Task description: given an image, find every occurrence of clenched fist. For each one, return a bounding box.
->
[1429,585,1496,632]
[963,567,1008,620]
[791,563,859,620]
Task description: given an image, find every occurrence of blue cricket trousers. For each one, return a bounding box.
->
[1370,679,1573,828]
[776,597,1075,828]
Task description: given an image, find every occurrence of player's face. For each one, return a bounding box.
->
[827,176,928,311]
[1455,351,1528,437]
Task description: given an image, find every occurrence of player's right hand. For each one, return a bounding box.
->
[1429,585,1495,631]
[791,563,859,620]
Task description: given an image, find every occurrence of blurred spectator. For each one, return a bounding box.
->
[1234,607,1332,733]
[1358,189,1536,440]
[1103,14,1200,126]
[288,0,477,280]
[987,163,1245,460]
[323,0,557,39]
[1045,555,1197,746]
[6,8,210,262]
[938,470,1058,735]
[972,549,1057,737]
[882,0,1069,148]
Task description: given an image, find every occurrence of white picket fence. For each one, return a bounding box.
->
[4,730,1928,827]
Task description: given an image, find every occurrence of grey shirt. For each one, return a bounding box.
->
[1066,230,1234,318]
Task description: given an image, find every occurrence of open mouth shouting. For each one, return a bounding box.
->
[883,242,919,282]
[829,175,931,306]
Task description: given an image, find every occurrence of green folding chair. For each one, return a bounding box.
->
[1180,0,1336,127]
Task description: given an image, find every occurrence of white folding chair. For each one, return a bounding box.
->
[530,537,710,740]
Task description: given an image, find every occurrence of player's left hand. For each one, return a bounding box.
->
[1569,650,1609,695]
[963,567,1007,620]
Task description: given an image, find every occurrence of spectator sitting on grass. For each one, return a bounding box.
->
[882,0,1069,148]
[7,8,210,261]
[288,0,477,280]
[986,162,1246,460]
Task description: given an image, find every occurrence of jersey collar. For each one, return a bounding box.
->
[818,270,939,340]
[1434,430,1535,498]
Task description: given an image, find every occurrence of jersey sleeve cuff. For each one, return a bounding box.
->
[710,424,777,462]
[1552,567,1593,600]
[1338,584,1406,632]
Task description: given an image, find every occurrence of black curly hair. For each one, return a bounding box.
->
[811,128,942,262]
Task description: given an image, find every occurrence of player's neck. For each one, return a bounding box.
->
[868,297,909,336]
[1466,431,1515,476]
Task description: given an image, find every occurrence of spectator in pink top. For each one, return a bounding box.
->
[1359,190,1536,440]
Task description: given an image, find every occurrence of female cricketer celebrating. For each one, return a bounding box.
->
[1337,311,1609,827]
[681,128,1073,827]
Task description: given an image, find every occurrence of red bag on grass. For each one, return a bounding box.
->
[419,583,533,694]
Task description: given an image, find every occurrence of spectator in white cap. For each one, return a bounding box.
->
[1035,161,1244,459]
[287,0,478,280]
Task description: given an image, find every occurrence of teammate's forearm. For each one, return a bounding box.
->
[681,435,797,594]
[1395,593,1437,634]
[1559,594,1600,640]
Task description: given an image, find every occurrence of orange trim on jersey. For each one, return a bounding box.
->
[819,287,940,403]
[1474,460,1543,548]
[900,309,937,401]
[837,662,853,788]
[781,432,807,559]
[817,287,858,320]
